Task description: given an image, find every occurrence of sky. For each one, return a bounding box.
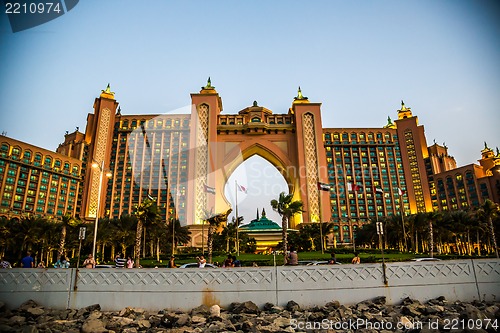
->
[1,0,499,225]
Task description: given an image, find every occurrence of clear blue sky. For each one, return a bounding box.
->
[1,1,499,224]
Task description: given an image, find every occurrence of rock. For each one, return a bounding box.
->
[112,316,133,326]
[209,304,220,317]
[230,301,260,314]
[8,315,26,325]
[191,304,210,316]
[191,315,207,324]
[357,302,370,312]
[0,324,14,332]
[0,301,5,312]
[272,316,291,328]
[484,304,499,319]
[263,302,275,311]
[84,304,101,312]
[21,325,39,333]
[88,310,102,320]
[399,316,414,329]
[1,298,498,332]
[26,307,45,316]
[401,297,421,306]
[461,303,487,321]
[81,318,107,333]
[18,300,39,311]
[175,313,191,327]
[402,305,422,317]
[119,307,132,317]
[325,300,341,309]
[373,296,386,305]
[122,328,138,333]
[136,318,151,329]
[285,300,300,312]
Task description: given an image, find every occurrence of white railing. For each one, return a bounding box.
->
[0,259,498,311]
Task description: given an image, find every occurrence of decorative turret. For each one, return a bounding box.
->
[397,100,413,119]
[383,116,396,129]
[100,83,115,100]
[200,77,217,94]
[481,142,495,159]
[293,86,309,104]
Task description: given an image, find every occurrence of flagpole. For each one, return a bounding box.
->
[235,180,239,256]
[318,183,324,254]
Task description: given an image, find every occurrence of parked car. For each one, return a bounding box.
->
[307,261,342,265]
[411,258,442,262]
[178,263,218,268]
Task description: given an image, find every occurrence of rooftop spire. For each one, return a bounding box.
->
[397,99,413,119]
[384,116,396,129]
[256,208,260,220]
[262,208,266,217]
[200,77,217,93]
[100,83,115,99]
[293,86,309,104]
[400,100,407,111]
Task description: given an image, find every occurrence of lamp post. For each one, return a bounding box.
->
[91,160,111,260]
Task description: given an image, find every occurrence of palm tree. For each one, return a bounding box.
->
[478,199,499,258]
[204,209,232,264]
[57,213,78,261]
[270,192,303,263]
[424,211,441,257]
[133,198,160,268]
[166,218,191,255]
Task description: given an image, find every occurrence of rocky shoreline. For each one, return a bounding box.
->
[0,297,498,332]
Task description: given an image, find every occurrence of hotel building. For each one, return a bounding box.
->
[0,82,498,247]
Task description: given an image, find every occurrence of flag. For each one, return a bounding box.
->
[398,188,405,196]
[236,183,247,193]
[373,187,384,194]
[347,182,362,192]
[204,184,216,194]
[317,182,330,191]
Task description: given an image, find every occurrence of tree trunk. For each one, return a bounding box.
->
[282,216,288,264]
[207,225,214,264]
[134,220,143,268]
[488,217,499,258]
[142,226,146,259]
[57,225,66,261]
[429,221,434,258]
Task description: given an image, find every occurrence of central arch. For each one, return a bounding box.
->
[187,84,331,230]
[219,141,301,224]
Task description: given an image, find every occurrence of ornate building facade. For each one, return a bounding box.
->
[1,81,499,248]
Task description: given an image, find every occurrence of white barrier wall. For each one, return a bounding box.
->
[0,259,498,311]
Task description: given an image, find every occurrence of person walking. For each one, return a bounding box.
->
[168,256,176,268]
[115,253,126,268]
[83,254,96,268]
[197,255,206,268]
[286,247,298,265]
[328,251,337,264]
[126,256,134,268]
[0,257,12,268]
[352,252,361,264]
[21,251,34,268]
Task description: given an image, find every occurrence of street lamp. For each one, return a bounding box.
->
[91,160,112,260]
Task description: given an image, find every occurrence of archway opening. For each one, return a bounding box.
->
[224,155,288,226]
